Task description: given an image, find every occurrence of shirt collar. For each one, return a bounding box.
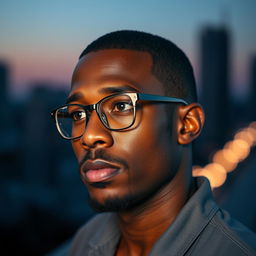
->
[86,177,218,256]
[87,212,120,255]
[149,177,219,256]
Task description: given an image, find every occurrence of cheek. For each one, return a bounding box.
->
[113,128,173,196]
[113,107,174,175]
[118,105,174,150]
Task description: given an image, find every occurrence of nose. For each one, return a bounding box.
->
[80,110,113,149]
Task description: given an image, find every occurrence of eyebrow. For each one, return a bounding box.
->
[98,85,139,94]
[66,92,84,104]
[66,85,139,104]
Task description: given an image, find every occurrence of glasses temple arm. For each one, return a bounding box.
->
[138,93,188,105]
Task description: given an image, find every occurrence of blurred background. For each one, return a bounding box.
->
[1,0,256,255]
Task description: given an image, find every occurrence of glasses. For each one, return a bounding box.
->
[51,92,188,140]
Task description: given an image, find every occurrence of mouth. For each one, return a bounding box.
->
[81,159,122,183]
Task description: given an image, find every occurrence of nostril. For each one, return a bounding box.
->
[94,139,106,146]
[81,136,109,149]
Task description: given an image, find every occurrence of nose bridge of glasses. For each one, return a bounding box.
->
[82,103,96,125]
[83,103,108,129]
[81,103,95,119]
[84,103,96,112]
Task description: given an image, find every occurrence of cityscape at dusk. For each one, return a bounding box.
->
[1,0,256,99]
[1,1,256,255]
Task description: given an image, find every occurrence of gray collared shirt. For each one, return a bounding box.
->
[69,178,256,255]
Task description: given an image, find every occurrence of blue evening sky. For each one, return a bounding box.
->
[1,0,255,98]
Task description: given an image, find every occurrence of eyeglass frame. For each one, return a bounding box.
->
[51,92,188,140]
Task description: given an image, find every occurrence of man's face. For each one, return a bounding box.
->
[70,49,180,211]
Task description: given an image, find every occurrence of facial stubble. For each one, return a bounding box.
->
[87,162,176,213]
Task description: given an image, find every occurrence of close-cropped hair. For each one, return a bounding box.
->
[79,30,197,103]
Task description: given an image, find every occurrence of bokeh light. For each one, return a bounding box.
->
[193,121,256,188]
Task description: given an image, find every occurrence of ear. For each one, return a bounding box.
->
[177,103,205,145]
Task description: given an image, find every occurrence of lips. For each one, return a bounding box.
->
[81,160,121,183]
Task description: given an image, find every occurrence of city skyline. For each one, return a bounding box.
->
[1,0,256,99]
[1,9,256,253]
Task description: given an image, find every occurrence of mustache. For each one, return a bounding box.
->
[79,149,129,169]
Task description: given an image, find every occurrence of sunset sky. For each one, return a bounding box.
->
[1,0,256,99]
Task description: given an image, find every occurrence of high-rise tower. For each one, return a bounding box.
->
[0,62,9,130]
[199,26,231,155]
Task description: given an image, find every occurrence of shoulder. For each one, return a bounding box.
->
[184,178,256,255]
[196,207,256,255]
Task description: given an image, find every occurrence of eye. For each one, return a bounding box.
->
[70,110,86,121]
[112,102,133,113]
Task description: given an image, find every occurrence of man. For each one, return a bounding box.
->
[51,30,256,255]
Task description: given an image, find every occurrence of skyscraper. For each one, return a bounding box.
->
[199,26,231,156]
[0,62,9,130]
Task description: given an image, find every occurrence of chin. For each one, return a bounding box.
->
[88,170,175,212]
[88,193,140,212]
[88,185,161,212]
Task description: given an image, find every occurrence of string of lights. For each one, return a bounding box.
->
[193,121,256,189]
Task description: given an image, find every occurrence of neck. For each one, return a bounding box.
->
[115,151,195,256]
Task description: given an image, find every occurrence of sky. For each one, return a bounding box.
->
[1,0,256,99]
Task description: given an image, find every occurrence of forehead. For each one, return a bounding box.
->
[70,49,165,100]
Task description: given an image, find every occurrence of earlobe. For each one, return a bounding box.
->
[177,103,205,145]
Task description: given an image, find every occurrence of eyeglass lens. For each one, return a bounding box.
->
[55,94,136,138]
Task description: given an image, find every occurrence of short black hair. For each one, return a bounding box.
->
[79,30,197,103]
